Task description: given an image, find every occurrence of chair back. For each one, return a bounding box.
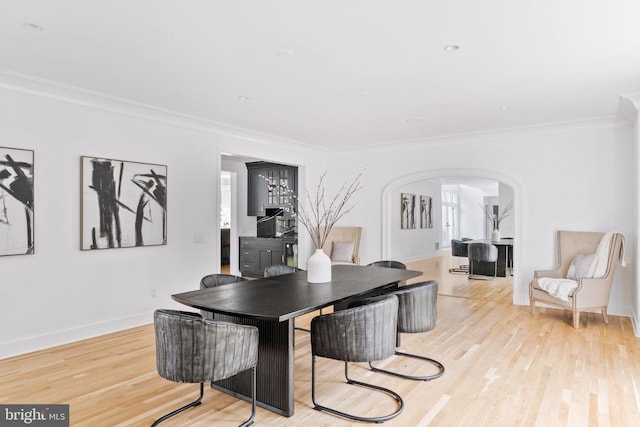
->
[451,239,468,257]
[264,264,299,277]
[200,273,243,289]
[153,309,258,383]
[554,231,623,278]
[367,260,407,269]
[393,280,438,334]
[467,242,498,262]
[311,294,398,363]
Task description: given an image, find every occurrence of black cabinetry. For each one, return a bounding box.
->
[246,162,297,216]
[240,236,297,278]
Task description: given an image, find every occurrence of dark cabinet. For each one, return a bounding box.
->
[240,236,296,278]
[246,162,297,216]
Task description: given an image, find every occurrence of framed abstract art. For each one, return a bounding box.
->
[81,156,167,250]
[0,147,34,256]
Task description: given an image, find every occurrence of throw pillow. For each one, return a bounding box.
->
[566,253,597,280]
[331,241,355,263]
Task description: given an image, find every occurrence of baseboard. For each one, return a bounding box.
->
[0,312,153,360]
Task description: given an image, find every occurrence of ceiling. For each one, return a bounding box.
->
[2,1,639,151]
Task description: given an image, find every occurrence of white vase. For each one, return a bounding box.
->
[491,228,501,242]
[307,249,332,283]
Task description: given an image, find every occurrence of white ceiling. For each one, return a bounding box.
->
[2,1,639,150]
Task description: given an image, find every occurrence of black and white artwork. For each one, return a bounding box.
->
[0,147,34,256]
[81,156,167,250]
[401,193,416,229]
[420,195,433,229]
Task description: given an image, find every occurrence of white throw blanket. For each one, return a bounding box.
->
[537,232,625,302]
[537,277,578,302]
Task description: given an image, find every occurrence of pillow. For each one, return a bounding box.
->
[566,253,597,280]
[331,241,355,263]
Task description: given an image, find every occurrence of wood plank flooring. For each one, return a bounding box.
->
[2,252,640,426]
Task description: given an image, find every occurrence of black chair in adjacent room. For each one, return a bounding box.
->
[152,309,259,427]
[310,294,404,423]
[468,242,499,279]
[449,239,469,274]
[367,280,445,381]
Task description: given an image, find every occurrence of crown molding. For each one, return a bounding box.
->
[0,68,322,154]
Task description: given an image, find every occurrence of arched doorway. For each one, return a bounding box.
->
[381,168,526,305]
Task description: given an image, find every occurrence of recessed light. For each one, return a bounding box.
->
[22,22,43,31]
[276,49,294,57]
[500,105,512,110]
[444,44,460,52]
[405,118,425,124]
[357,90,371,97]
[237,96,250,101]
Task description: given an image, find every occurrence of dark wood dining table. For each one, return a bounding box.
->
[172,264,422,417]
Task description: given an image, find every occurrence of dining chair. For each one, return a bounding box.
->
[152,309,259,427]
[264,265,315,331]
[310,294,404,423]
[467,242,498,279]
[199,273,244,320]
[367,260,407,269]
[367,280,445,381]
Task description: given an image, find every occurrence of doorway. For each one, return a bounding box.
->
[381,169,524,305]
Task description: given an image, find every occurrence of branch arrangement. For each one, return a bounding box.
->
[481,200,513,229]
[297,170,364,249]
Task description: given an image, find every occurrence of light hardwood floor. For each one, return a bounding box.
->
[2,252,640,426]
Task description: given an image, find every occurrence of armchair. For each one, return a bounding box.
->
[529,231,625,328]
[320,226,362,265]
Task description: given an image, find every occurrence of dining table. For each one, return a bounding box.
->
[171,264,422,417]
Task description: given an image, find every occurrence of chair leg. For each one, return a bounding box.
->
[311,356,404,423]
[239,366,256,427]
[573,310,580,329]
[530,298,536,315]
[369,350,445,381]
[602,308,609,324]
[151,382,204,427]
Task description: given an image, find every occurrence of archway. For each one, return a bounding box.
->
[381,168,526,305]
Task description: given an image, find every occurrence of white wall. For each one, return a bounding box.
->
[0,74,324,358]
[390,180,442,262]
[330,119,635,316]
[459,185,486,239]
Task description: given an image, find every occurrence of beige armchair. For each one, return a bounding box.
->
[529,231,624,328]
[320,226,362,265]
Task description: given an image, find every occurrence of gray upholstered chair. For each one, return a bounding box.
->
[310,294,403,423]
[367,260,407,269]
[449,239,469,274]
[368,280,445,381]
[264,265,313,330]
[468,242,498,278]
[199,274,244,320]
[152,309,259,427]
[263,264,300,277]
[200,273,244,289]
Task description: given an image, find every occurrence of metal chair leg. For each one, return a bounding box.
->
[311,356,404,423]
[151,383,204,426]
[239,366,256,427]
[369,350,445,381]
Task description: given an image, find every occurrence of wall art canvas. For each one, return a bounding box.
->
[420,195,433,229]
[81,156,167,250]
[400,193,416,229]
[0,147,34,256]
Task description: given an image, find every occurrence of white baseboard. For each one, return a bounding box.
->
[0,312,154,360]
